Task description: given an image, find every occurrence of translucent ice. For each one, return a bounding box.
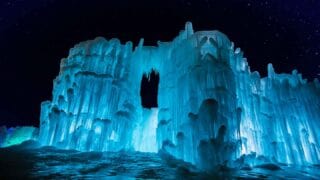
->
[133,108,158,152]
[38,22,320,170]
[0,126,38,147]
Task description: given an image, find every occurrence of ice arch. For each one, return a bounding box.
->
[39,22,320,169]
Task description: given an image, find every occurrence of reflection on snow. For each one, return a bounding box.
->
[0,142,319,179]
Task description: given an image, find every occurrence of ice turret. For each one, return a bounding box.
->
[185,21,194,37]
[267,63,275,78]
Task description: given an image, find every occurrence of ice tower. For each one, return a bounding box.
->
[39,22,320,169]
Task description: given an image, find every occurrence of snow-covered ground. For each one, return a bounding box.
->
[0,141,319,179]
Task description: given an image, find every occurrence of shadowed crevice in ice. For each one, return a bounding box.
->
[254,163,281,170]
[140,69,159,108]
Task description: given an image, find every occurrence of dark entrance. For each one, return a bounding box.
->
[140,70,159,108]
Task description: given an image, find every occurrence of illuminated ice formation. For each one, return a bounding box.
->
[39,22,320,169]
[0,126,38,147]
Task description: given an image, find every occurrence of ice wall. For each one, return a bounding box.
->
[39,22,320,169]
[39,38,142,151]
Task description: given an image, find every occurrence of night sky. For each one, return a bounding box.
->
[0,0,319,127]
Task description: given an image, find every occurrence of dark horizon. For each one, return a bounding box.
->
[0,0,319,127]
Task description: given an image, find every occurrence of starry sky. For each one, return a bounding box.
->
[0,0,319,127]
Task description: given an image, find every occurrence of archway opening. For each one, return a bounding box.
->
[140,70,159,108]
[134,70,159,152]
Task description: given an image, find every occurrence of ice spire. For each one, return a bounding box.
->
[267,63,275,78]
[185,21,194,37]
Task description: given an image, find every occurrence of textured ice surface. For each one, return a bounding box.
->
[0,126,38,147]
[133,108,158,152]
[39,22,320,169]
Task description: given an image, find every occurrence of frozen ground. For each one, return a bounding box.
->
[0,141,319,179]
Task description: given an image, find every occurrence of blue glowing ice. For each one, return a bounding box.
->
[38,22,320,170]
[0,126,38,147]
[133,108,159,152]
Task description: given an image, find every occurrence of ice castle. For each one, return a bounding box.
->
[38,22,320,170]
